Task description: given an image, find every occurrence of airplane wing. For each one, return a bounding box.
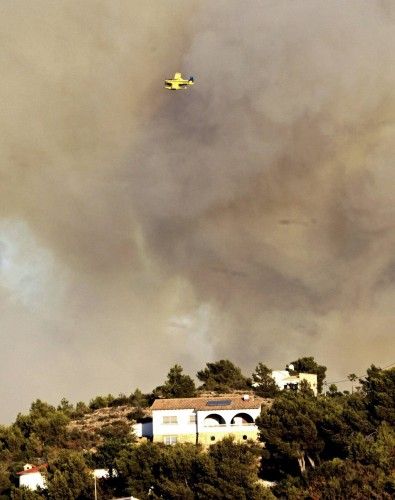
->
[173,72,182,80]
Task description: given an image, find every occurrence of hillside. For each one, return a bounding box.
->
[68,405,150,438]
[0,359,393,499]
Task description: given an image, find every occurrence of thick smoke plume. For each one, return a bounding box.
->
[0,0,394,421]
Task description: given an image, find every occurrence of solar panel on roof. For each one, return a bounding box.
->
[206,399,232,406]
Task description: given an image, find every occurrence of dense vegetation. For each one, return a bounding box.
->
[0,359,394,499]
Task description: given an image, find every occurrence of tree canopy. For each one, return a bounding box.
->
[257,366,395,498]
[252,363,279,398]
[197,359,250,392]
[153,365,196,399]
[116,438,272,499]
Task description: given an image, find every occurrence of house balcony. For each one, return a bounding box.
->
[202,412,256,430]
[203,423,255,428]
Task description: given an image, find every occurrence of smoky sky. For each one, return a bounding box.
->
[0,0,394,422]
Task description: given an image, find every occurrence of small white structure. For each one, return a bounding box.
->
[93,468,110,479]
[93,468,119,479]
[271,369,318,395]
[132,419,153,438]
[151,394,266,445]
[17,463,47,491]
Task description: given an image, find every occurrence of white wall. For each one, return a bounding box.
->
[19,472,46,491]
[93,469,110,479]
[271,370,293,389]
[133,420,153,438]
[153,408,196,438]
[271,370,318,395]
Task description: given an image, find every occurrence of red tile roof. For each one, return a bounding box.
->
[17,464,47,475]
[151,394,270,411]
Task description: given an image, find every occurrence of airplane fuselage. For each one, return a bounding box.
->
[164,73,194,90]
[164,80,194,90]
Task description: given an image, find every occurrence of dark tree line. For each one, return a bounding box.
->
[257,365,395,498]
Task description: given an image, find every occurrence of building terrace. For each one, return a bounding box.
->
[151,394,271,446]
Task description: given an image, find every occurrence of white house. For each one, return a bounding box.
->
[17,464,47,491]
[271,369,318,395]
[151,394,267,445]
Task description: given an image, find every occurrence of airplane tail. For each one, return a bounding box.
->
[188,76,194,83]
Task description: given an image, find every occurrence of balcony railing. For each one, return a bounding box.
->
[203,423,255,428]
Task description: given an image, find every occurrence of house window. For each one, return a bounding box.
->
[164,435,178,445]
[163,416,178,424]
[189,415,197,423]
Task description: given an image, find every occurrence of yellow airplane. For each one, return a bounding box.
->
[164,72,194,90]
